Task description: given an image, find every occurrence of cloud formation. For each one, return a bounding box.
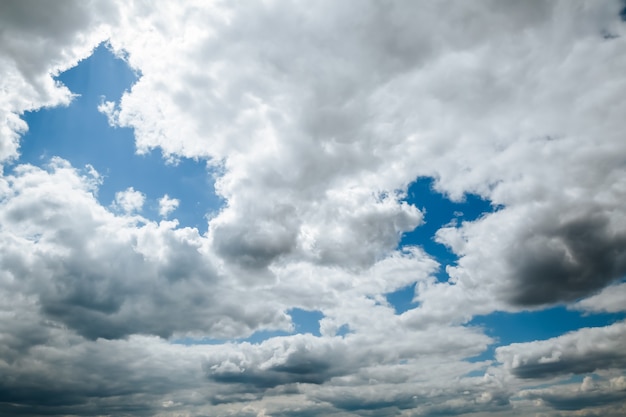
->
[113,186,145,213]
[496,321,626,379]
[2,0,626,416]
[158,193,179,217]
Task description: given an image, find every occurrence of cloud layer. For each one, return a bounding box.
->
[2,0,626,416]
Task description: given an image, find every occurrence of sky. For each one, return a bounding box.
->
[1,1,626,416]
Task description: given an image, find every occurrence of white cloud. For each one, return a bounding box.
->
[104,0,626,313]
[158,194,180,217]
[0,160,292,340]
[97,99,120,126]
[113,186,145,213]
[573,282,626,314]
[2,0,626,415]
[496,321,626,379]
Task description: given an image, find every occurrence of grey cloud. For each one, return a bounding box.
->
[3,1,626,416]
[496,321,626,379]
[573,282,626,314]
[0,335,211,417]
[0,161,290,340]
[526,389,626,412]
[204,335,352,390]
[309,380,512,417]
[0,0,117,161]
[212,203,300,270]
[506,354,626,380]
[0,0,116,78]
[109,0,626,306]
[436,194,626,316]
[507,212,626,306]
[201,327,495,411]
[521,376,626,412]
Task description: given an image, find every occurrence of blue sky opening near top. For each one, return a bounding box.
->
[10,43,222,231]
[466,306,626,363]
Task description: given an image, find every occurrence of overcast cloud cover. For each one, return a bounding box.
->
[1,0,626,416]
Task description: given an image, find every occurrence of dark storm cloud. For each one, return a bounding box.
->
[507,212,626,306]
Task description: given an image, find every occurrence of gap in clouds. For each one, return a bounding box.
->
[386,283,418,314]
[400,177,494,281]
[467,306,626,363]
[10,43,222,230]
[386,177,493,315]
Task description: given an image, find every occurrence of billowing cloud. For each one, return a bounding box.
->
[573,282,626,314]
[2,0,626,416]
[112,186,145,213]
[0,159,292,340]
[105,0,626,309]
[496,321,626,379]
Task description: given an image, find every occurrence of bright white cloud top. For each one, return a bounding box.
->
[1,1,626,416]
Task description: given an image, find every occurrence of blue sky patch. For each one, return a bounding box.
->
[11,44,221,230]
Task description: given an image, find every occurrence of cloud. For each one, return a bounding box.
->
[435,204,626,311]
[112,186,145,213]
[0,0,117,162]
[496,321,626,379]
[2,0,626,416]
[573,282,626,314]
[0,335,212,416]
[0,159,292,340]
[158,193,179,217]
[521,375,626,412]
[106,0,626,310]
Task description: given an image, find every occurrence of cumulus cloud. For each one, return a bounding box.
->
[112,186,145,213]
[0,159,292,340]
[496,321,626,379]
[573,282,626,314]
[2,0,626,416]
[158,193,179,217]
[106,0,626,310]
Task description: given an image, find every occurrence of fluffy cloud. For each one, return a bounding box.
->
[496,321,626,379]
[105,0,626,311]
[573,282,626,314]
[112,186,145,213]
[158,193,179,217]
[0,159,292,340]
[2,0,626,416]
